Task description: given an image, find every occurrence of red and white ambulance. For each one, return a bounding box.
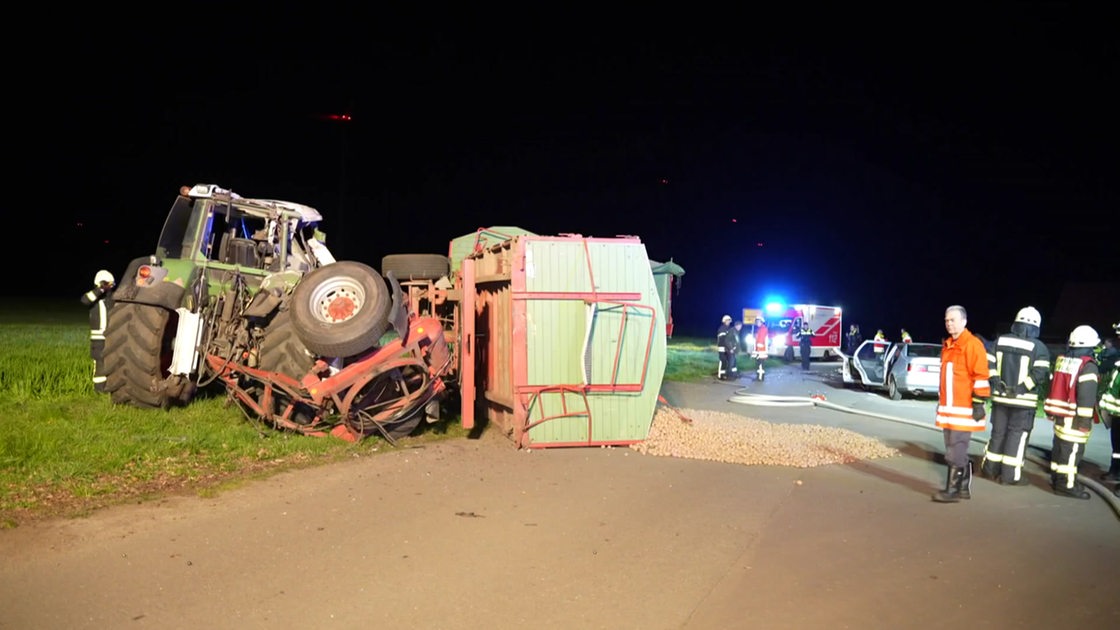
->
[742,303,843,362]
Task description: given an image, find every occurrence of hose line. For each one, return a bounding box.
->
[727,389,1120,521]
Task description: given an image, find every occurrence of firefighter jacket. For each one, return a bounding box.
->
[936,328,991,432]
[716,323,735,353]
[1044,354,1099,437]
[988,331,1051,409]
[81,284,114,345]
[754,324,769,355]
[725,327,741,353]
[1101,359,1120,416]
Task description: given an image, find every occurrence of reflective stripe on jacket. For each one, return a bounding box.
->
[936,328,991,432]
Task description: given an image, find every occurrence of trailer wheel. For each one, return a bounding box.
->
[381,254,450,281]
[103,302,193,409]
[291,261,391,358]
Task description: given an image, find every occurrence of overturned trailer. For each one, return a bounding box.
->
[390,228,678,449]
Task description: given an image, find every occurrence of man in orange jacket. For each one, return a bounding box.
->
[932,305,991,503]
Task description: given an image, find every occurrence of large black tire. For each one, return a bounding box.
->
[290,261,391,358]
[784,347,795,362]
[103,302,187,409]
[381,254,450,281]
[258,310,315,379]
[258,310,318,424]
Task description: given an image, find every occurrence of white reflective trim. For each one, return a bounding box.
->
[998,337,1035,351]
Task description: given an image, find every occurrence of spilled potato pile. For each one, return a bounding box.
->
[630,407,899,467]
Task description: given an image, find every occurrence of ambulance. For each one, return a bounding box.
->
[742,303,843,361]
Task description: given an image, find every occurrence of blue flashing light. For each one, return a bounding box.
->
[764,300,786,316]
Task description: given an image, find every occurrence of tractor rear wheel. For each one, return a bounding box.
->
[103,302,193,409]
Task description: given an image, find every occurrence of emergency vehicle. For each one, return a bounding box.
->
[742,303,843,361]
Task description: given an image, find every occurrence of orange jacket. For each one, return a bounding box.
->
[936,328,991,431]
[754,324,769,354]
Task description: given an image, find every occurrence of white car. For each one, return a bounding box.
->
[841,340,941,400]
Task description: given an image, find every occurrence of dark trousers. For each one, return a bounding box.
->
[718,350,738,379]
[983,404,1034,483]
[942,429,972,468]
[800,345,811,370]
[1050,433,1087,490]
[90,338,107,392]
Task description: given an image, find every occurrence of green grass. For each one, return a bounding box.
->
[0,302,720,528]
[665,336,785,381]
[0,300,472,527]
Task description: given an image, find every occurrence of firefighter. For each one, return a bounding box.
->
[932,305,990,503]
[795,321,814,371]
[716,315,735,380]
[980,306,1051,486]
[81,269,115,393]
[1098,322,1120,483]
[900,328,913,343]
[873,329,887,355]
[1044,325,1101,500]
[753,317,769,381]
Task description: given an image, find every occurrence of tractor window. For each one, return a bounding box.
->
[155,196,196,259]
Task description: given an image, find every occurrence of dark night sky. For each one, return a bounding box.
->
[25,4,1116,342]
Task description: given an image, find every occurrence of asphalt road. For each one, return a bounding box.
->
[1,362,1117,629]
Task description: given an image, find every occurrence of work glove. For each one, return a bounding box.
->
[1013,383,1028,397]
[972,401,986,421]
[990,377,1005,396]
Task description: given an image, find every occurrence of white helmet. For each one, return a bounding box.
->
[1014,306,1041,327]
[722,315,732,324]
[94,270,115,286]
[1068,325,1100,348]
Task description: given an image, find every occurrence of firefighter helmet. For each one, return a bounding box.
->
[94,270,115,286]
[1014,306,1041,327]
[722,315,732,324]
[1068,325,1100,348]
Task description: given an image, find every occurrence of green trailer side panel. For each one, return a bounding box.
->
[521,237,667,446]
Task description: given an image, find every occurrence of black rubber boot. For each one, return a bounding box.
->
[932,466,964,503]
[959,462,972,500]
[1052,475,1091,500]
[980,459,1000,482]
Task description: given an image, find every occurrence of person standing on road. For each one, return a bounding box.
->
[795,321,815,371]
[932,305,991,503]
[845,324,863,355]
[81,270,115,393]
[716,315,735,380]
[980,306,1051,486]
[1099,323,1120,484]
[753,317,769,381]
[873,329,887,355]
[1044,325,1102,499]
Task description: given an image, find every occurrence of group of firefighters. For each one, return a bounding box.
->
[937,306,1120,503]
[716,314,773,382]
[715,305,1120,503]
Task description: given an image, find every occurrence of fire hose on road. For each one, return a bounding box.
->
[727,390,1120,521]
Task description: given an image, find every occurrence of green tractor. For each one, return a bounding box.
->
[103,184,450,442]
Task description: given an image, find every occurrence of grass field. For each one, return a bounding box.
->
[0,299,735,527]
